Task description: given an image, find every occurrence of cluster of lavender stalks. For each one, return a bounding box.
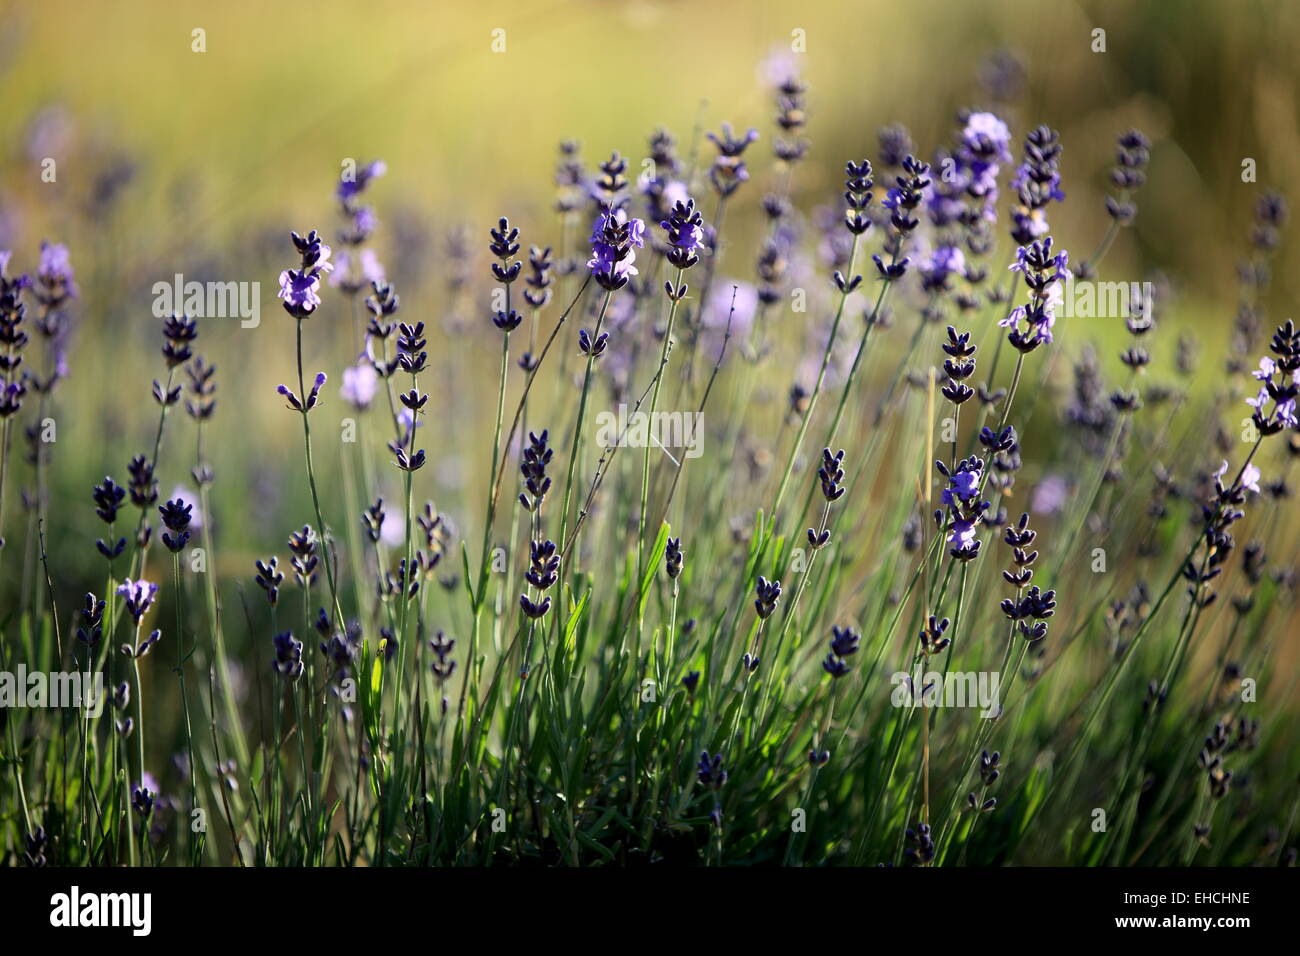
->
[1,77,1297,867]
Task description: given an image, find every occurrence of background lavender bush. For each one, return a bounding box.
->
[0,0,1297,867]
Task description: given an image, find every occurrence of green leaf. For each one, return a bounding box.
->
[370,646,384,697]
[637,521,671,619]
[460,541,477,608]
[564,588,591,655]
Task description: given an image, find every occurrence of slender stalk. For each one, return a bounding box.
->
[298,324,341,614]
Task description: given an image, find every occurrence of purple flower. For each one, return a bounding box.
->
[1010,240,1070,280]
[329,248,385,290]
[706,124,759,157]
[706,124,759,197]
[942,469,980,505]
[1010,126,1064,244]
[947,517,978,549]
[697,750,727,789]
[131,784,156,817]
[117,578,158,623]
[962,112,1012,159]
[659,196,707,264]
[700,281,757,364]
[1003,237,1070,352]
[122,628,162,659]
[918,244,967,292]
[37,240,74,285]
[279,231,334,319]
[272,631,304,680]
[34,240,76,304]
[936,457,988,562]
[1242,463,1262,493]
[758,47,800,87]
[1279,399,1298,427]
[587,207,645,291]
[942,111,1012,222]
[1030,474,1069,515]
[278,268,323,315]
[591,208,645,249]
[1246,388,1294,428]
[340,363,379,410]
[277,372,326,412]
[167,486,202,529]
[337,159,387,203]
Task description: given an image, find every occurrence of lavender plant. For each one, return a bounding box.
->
[2,42,1298,876]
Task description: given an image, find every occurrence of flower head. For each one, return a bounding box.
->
[278,230,333,319]
[337,159,386,203]
[37,240,76,287]
[340,363,379,410]
[1242,463,1262,494]
[587,206,645,291]
[272,631,304,680]
[659,197,706,269]
[117,578,158,623]
[919,244,967,292]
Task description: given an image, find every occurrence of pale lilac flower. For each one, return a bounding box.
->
[338,160,387,202]
[24,106,75,162]
[329,248,385,288]
[359,249,384,283]
[758,47,800,87]
[379,510,405,548]
[117,578,158,623]
[340,363,379,410]
[918,244,967,291]
[663,179,690,209]
[1244,389,1294,428]
[701,281,757,363]
[397,408,424,433]
[588,207,645,289]
[38,241,74,283]
[948,518,978,549]
[1242,463,1262,493]
[1252,358,1276,381]
[1278,399,1298,427]
[35,240,77,303]
[1031,475,1069,515]
[962,112,1012,159]
[278,269,323,314]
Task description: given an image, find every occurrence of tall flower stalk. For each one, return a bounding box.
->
[276,230,344,629]
[637,197,705,626]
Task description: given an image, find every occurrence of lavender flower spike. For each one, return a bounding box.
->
[278,230,334,320]
[117,578,158,623]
